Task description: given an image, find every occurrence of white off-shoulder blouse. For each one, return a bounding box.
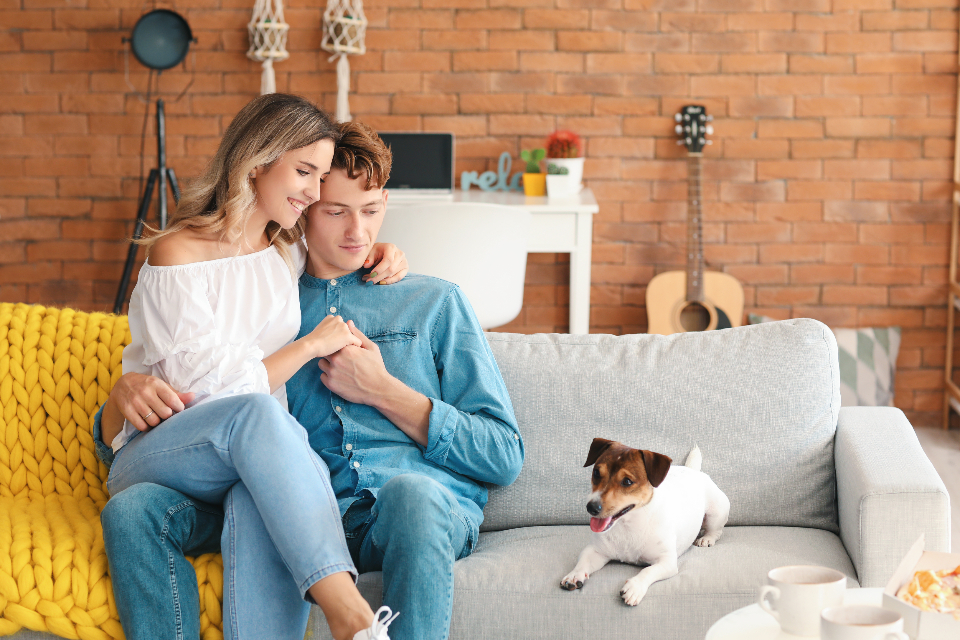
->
[112,240,307,452]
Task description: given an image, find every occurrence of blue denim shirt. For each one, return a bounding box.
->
[288,269,523,527]
[93,269,524,529]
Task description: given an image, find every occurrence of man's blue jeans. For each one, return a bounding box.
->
[344,474,479,640]
[103,394,356,640]
[102,473,478,640]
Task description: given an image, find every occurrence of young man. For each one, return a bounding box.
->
[95,121,524,640]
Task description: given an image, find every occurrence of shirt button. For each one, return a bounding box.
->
[353,461,360,468]
[335,406,342,412]
[514,433,519,440]
[330,279,337,286]
[345,443,352,451]
[330,306,337,314]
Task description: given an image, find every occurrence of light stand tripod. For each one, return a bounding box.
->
[114,98,180,314]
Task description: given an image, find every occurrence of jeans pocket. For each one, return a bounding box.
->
[342,497,375,539]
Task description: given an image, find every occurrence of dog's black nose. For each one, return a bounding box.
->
[586,500,602,516]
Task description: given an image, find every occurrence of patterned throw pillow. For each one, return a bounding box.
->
[748,314,901,407]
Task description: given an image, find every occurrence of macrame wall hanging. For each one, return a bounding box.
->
[247,0,290,95]
[321,0,367,122]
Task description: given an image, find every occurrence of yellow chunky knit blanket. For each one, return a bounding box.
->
[0,303,224,640]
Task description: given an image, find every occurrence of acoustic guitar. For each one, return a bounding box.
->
[646,105,744,335]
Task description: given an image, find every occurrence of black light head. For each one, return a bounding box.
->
[129,9,193,71]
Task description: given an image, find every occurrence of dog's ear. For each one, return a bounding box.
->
[584,438,616,467]
[641,450,672,487]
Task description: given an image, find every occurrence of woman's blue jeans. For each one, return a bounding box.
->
[103,394,356,640]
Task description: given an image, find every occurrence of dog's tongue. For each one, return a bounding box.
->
[590,517,612,533]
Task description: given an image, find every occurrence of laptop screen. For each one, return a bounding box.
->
[378,132,454,191]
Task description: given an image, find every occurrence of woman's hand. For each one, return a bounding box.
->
[308,314,363,358]
[363,243,408,285]
[101,372,194,445]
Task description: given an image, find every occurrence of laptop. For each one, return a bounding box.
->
[377,132,455,201]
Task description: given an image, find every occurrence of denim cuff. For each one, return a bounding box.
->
[91,403,116,468]
[422,397,457,466]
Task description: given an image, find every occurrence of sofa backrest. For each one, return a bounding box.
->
[482,318,841,534]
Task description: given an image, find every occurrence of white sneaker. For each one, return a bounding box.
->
[352,606,399,640]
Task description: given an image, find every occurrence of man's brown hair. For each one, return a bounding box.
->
[332,121,392,190]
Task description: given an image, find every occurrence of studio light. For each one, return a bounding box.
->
[114,9,195,314]
[130,9,193,71]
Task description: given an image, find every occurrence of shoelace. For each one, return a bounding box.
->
[369,606,400,640]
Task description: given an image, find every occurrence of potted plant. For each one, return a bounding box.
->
[545,130,583,197]
[545,163,576,199]
[520,147,546,196]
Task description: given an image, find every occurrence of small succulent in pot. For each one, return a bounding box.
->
[520,148,546,173]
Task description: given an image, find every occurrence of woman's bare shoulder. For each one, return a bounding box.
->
[148,229,221,266]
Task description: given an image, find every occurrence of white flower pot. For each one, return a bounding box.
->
[546,174,581,198]
[545,157,584,189]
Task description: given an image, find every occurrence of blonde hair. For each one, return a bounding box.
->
[332,121,392,190]
[141,94,339,269]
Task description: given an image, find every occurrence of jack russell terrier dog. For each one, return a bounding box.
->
[560,438,730,606]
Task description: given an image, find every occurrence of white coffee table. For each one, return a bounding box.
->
[705,587,885,639]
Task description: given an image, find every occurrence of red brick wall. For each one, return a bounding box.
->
[1,0,957,428]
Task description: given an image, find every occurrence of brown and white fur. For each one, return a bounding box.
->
[560,438,730,606]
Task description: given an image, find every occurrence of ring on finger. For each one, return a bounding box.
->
[142,409,155,420]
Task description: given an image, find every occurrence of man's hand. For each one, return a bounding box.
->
[319,321,432,446]
[317,321,391,405]
[102,372,194,446]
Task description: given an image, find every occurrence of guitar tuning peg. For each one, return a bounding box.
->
[675,124,683,135]
[705,140,713,145]
[685,136,692,145]
[706,115,714,121]
[705,125,714,135]
[684,125,691,132]
[699,137,705,145]
[676,139,685,146]
[674,113,682,122]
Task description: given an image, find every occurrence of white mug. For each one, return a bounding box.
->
[821,605,909,640]
[757,565,847,637]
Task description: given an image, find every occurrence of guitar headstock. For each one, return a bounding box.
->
[674,105,713,154]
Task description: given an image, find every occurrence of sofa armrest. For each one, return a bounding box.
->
[835,406,951,587]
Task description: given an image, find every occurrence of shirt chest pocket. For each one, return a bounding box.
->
[368,330,420,375]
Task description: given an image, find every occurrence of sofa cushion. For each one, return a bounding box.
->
[482,319,841,533]
[307,525,859,640]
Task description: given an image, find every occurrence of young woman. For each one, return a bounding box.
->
[98,94,400,640]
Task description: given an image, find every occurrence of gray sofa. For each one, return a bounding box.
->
[307,318,951,640]
[8,319,948,640]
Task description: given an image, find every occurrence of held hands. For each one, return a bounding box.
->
[318,320,390,405]
[309,314,363,358]
[363,243,408,285]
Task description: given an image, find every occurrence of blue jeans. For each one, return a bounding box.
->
[344,474,479,640]
[101,484,222,640]
[103,394,356,640]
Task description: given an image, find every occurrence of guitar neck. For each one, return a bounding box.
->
[686,153,704,302]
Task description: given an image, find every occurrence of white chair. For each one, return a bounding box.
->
[377,202,530,329]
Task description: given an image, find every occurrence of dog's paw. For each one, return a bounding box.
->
[560,570,588,591]
[695,530,722,547]
[619,578,648,606]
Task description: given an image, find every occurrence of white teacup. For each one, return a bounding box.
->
[821,605,908,640]
[757,565,847,636]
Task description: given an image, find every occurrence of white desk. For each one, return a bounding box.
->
[390,189,599,334]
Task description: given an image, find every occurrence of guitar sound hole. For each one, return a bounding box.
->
[679,302,711,332]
